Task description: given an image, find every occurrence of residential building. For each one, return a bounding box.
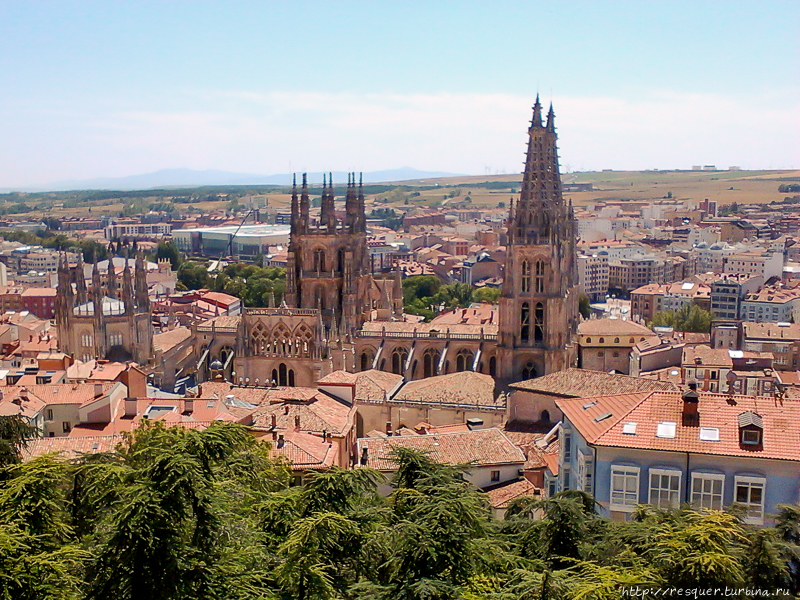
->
[742,322,800,371]
[557,389,800,524]
[577,319,659,375]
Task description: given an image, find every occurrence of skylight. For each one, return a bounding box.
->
[699,427,720,441]
[681,282,694,290]
[622,422,637,435]
[594,412,613,423]
[656,422,677,439]
[582,400,598,410]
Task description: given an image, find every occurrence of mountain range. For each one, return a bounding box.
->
[13,167,461,192]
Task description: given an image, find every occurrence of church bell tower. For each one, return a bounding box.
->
[497,97,579,384]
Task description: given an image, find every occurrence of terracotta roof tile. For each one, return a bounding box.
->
[510,368,679,396]
[394,371,500,408]
[578,319,655,336]
[485,478,540,508]
[357,428,525,471]
[22,435,123,460]
[271,431,338,469]
[558,391,800,462]
[153,327,193,353]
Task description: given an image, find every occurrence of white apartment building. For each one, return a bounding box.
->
[577,253,610,301]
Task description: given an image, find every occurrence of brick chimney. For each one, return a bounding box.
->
[294,415,300,430]
[682,381,700,424]
[386,421,393,436]
[270,414,277,429]
[277,434,285,449]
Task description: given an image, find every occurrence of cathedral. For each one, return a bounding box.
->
[198,97,579,388]
[56,253,154,365]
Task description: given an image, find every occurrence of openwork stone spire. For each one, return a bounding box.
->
[510,95,566,246]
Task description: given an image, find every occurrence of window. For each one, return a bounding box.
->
[562,430,572,462]
[391,348,408,375]
[423,348,440,378]
[81,333,93,348]
[521,260,531,293]
[490,470,500,482]
[534,303,544,342]
[520,303,530,343]
[62,421,71,433]
[649,469,681,509]
[741,429,761,445]
[578,450,594,495]
[610,466,640,511]
[46,409,53,421]
[734,476,766,524]
[691,473,724,510]
[534,260,545,293]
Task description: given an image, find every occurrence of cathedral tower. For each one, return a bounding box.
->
[284,172,374,335]
[497,97,579,384]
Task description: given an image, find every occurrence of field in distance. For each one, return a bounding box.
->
[1,169,797,220]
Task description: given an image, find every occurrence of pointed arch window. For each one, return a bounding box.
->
[520,302,530,343]
[522,361,537,380]
[337,249,345,273]
[313,248,326,272]
[521,260,531,293]
[535,260,545,293]
[423,348,440,378]
[534,302,544,342]
[361,351,373,372]
[456,349,474,372]
[391,347,408,375]
[489,356,497,377]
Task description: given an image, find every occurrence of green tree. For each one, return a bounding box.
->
[0,415,39,467]
[578,293,591,320]
[473,287,500,304]
[177,261,211,290]
[649,304,712,333]
[154,240,183,270]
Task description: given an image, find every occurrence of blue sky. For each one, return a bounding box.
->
[1,1,798,188]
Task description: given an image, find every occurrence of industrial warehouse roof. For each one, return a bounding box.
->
[174,224,291,237]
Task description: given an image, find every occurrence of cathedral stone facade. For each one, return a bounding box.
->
[56,254,153,365]
[199,98,578,388]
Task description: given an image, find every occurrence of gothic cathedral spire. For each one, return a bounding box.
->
[497,98,578,385]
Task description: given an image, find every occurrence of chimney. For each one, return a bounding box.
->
[124,397,137,417]
[184,398,194,414]
[271,414,277,429]
[277,434,285,449]
[284,405,289,415]
[294,415,300,430]
[682,386,700,421]
[386,421,393,436]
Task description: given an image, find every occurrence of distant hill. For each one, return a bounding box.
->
[28,167,462,192]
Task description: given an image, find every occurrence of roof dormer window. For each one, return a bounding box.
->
[738,411,763,446]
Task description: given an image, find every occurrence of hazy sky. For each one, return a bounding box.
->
[1,1,798,188]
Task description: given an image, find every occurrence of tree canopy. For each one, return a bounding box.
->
[1,424,799,599]
[649,303,713,333]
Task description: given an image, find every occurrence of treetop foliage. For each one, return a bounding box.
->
[0,421,798,599]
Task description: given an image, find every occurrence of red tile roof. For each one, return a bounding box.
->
[22,435,123,460]
[485,478,540,509]
[270,431,338,470]
[394,371,500,408]
[357,428,526,471]
[510,368,678,396]
[558,391,800,462]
